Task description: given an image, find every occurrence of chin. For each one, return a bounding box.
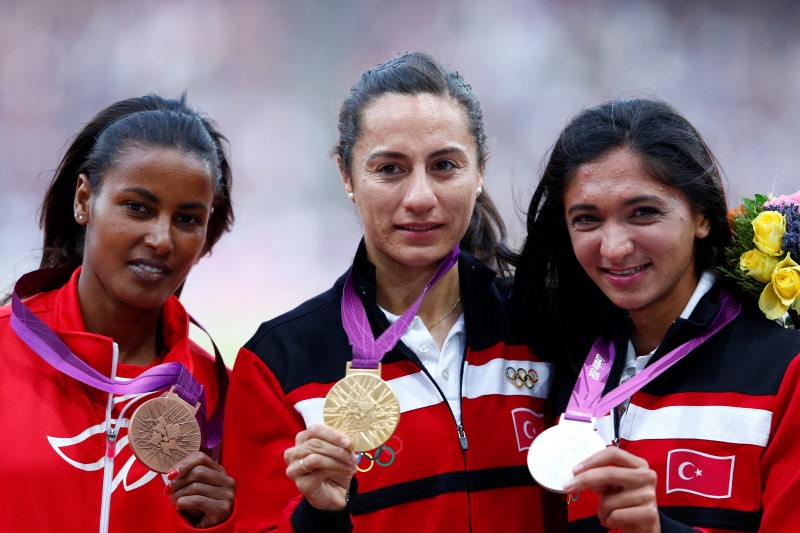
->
[120,291,173,311]
[399,251,450,269]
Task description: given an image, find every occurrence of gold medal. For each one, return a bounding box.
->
[323,363,400,452]
[129,387,202,473]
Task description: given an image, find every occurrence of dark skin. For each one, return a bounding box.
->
[167,452,237,527]
[73,147,236,525]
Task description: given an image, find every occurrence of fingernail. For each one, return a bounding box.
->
[562,480,575,492]
[342,438,352,449]
[164,484,172,495]
[167,468,179,480]
[572,462,585,474]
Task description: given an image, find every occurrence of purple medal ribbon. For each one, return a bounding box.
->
[565,290,741,423]
[341,245,460,369]
[9,269,223,448]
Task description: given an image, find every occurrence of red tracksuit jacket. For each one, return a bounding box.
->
[562,282,800,532]
[0,267,234,532]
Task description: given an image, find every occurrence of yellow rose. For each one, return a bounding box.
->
[752,211,785,256]
[759,254,800,319]
[739,248,779,283]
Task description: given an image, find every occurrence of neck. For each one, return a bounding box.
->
[78,296,164,367]
[628,316,669,356]
[628,298,692,357]
[627,270,704,356]
[375,260,460,323]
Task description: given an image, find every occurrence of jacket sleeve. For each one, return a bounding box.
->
[758,351,800,530]
[221,347,354,533]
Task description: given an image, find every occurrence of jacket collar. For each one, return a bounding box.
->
[49,266,194,377]
[651,276,725,361]
[598,275,728,392]
[345,239,497,340]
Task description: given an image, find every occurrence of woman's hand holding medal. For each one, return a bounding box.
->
[563,447,659,533]
[283,424,358,511]
[165,450,236,528]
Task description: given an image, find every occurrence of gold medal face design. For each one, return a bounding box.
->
[323,367,400,452]
[129,393,201,473]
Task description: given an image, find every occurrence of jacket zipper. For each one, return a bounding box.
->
[360,286,469,450]
[360,274,473,530]
[99,342,120,533]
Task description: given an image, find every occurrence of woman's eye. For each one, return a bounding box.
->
[570,214,599,227]
[377,163,400,175]
[432,160,456,172]
[125,202,148,214]
[176,214,201,226]
[632,206,661,218]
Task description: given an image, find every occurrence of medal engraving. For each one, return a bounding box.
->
[323,365,400,452]
[129,391,201,473]
[527,419,606,493]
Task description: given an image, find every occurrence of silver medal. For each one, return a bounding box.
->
[527,417,606,493]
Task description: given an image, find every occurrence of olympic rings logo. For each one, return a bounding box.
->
[356,445,396,472]
[505,367,539,389]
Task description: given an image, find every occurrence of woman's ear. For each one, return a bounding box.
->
[73,174,92,225]
[338,156,355,203]
[695,213,711,239]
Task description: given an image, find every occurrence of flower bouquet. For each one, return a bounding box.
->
[720,190,800,328]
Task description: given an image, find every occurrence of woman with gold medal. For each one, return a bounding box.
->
[223,52,561,532]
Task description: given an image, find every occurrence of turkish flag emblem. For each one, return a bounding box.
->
[666,449,735,499]
[511,408,543,451]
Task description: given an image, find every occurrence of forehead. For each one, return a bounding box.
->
[107,146,214,182]
[356,93,474,153]
[566,148,667,199]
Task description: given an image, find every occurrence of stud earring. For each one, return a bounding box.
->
[348,192,355,201]
[78,215,84,221]
[476,186,483,196]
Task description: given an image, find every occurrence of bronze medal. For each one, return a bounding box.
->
[129,387,202,473]
[323,363,400,452]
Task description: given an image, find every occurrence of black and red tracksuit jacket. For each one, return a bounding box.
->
[223,247,562,532]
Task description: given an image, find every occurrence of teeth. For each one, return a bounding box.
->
[139,264,163,274]
[401,225,436,231]
[609,265,646,276]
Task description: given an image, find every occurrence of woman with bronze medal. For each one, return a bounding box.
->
[514,97,800,532]
[0,94,236,531]
[223,52,560,532]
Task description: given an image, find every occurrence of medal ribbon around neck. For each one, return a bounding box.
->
[341,245,460,369]
[9,268,225,449]
[565,290,741,423]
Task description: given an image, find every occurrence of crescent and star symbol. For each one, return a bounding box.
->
[678,461,703,480]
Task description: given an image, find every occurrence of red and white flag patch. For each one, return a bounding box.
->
[666,448,735,499]
[511,408,543,452]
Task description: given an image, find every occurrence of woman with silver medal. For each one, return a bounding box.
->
[0,94,236,531]
[513,98,800,532]
[223,52,559,532]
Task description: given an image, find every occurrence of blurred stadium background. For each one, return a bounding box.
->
[2,0,799,363]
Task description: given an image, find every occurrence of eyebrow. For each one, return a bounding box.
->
[566,194,665,215]
[365,146,468,163]
[122,187,209,211]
